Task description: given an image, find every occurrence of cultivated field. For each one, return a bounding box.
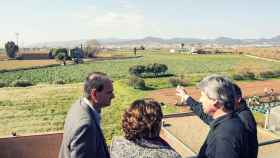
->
[224,47,280,60]
[0,59,59,71]
[1,51,280,85]
[0,50,280,143]
[241,47,280,60]
[0,52,6,60]
[0,81,178,143]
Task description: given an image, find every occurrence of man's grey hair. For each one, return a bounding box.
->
[197,74,236,111]
[84,72,111,100]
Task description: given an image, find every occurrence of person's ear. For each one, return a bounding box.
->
[237,97,242,103]
[213,100,221,108]
[90,89,97,102]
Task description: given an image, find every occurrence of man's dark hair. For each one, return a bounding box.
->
[84,72,109,100]
[233,83,242,98]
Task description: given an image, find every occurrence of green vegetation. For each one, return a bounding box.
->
[129,63,168,77]
[0,81,178,143]
[1,52,280,86]
[4,41,18,59]
[0,51,277,143]
[128,76,146,89]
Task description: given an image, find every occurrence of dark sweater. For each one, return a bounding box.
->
[186,97,258,158]
[197,113,250,158]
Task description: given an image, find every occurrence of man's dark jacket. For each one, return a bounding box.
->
[59,99,110,158]
[186,97,257,158]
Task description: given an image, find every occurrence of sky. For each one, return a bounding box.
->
[0,0,280,46]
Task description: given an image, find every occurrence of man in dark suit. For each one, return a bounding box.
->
[59,72,114,158]
[176,83,258,158]
[176,75,250,158]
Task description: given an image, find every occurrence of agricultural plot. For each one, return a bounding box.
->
[1,52,280,85]
[0,59,59,71]
[0,81,179,143]
[0,51,280,144]
[238,47,280,60]
[0,53,6,60]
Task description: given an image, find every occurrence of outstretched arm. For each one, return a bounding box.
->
[176,86,213,125]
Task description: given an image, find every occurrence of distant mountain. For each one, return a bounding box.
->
[27,35,280,48]
[99,35,280,46]
[214,37,243,45]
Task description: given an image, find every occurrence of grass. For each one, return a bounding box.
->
[1,52,280,85]
[0,51,278,143]
[0,80,178,143]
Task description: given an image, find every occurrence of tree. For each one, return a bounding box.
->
[181,43,185,49]
[54,48,68,65]
[129,65,146,76]
[5,41,18,58]
[85,39,101,58]
[140,45,145,50]
[146,63,168,77]
[55,52,67,65]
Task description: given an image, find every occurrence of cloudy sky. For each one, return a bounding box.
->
[0,0,280,46]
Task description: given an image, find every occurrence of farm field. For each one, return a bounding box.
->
[223,47,280,60]
[240,47,280,59]
[0,51,137,72]
[0,80,179,143]
[0,59,60,71]
[0,52,6,60]
[1,51,280,85]
[148,79,280,126]
[0,51,280,143]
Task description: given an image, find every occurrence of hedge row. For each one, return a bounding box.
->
[129,63,168,77]
[232,70,280,80]
[0,79,67,88]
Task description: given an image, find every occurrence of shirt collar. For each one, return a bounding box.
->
[83,97,101,124]
[210,112,234,129]
[236,99,249,112]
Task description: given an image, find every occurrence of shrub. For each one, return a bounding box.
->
[5,41,18,58]
[232,71,255,80]
[272,70,280,77]
[146,63,168,77]
[241,71,256,80]
[232,74,244,80]
[55,52,67,65]
[0,81,8,88]
[258,71,275,78]
[11,80,33,87]
[53,79,66,85]
[129,63,168,78]
[169,77,188,87]
[129,65,146,77]
[128,76,146,89]
[54,48,68,57]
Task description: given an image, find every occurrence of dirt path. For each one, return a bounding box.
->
[148,79,280,112]
[245,54,280,63]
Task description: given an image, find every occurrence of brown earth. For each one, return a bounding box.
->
[148,79,280,112]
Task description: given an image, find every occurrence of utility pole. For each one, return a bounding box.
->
[15,32,19,46]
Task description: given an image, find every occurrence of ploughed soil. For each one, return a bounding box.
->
[148,79,280,112]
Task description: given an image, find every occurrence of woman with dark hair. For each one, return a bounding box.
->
[110,99,181,158]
